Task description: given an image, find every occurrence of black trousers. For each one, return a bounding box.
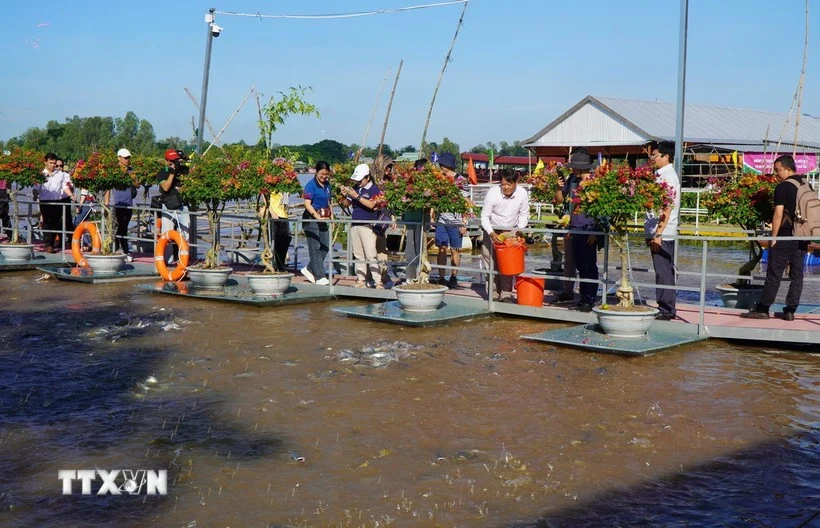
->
[115,206,133,254]
[651,239,677,316]
[758,240,806,313]
[572,233,599,304]
[271,219,292,272]
[40,201,64,248]
[0,189,11,237]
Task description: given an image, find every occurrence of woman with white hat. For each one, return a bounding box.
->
[339,164,384,288]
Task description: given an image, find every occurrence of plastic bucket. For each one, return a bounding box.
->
[516,276,545,307]
[494,243,526,275]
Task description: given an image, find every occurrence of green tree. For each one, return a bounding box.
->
[258,86,320,152]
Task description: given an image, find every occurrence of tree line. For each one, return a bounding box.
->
[0,111,531,165]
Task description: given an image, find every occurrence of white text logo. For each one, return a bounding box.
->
[58,470,167,495]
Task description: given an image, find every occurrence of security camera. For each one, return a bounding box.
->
[210,24,223,37]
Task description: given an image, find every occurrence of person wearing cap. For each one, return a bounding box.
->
[480,169,530,301]
[339,163,384,288]
[156,148,190,264]
[554,148,600,312]
[103,148,140,260]
[301,160,333,285]
[432,152,469,288]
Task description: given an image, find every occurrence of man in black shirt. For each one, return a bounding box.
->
[741,154,808,320]
[156,148,190,263]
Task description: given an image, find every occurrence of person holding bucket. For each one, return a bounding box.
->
[480,169,530,302]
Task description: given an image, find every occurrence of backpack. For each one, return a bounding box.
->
[788,179,820,238]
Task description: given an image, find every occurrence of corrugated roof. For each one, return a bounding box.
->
[524,95,820,149]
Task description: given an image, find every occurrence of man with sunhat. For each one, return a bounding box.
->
[554,148,600,312]
[432,152,469,288]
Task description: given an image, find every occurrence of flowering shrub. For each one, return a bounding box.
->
[181,149,257,268]
[72,151,136,254]
[576,162,675,308]
[130,155,165,187]
[382,162,471,217]
[252,157,302,273]
[525,160,566,204]
[701,172,777,284]
[330,161,356,202]
[701,172,776,232]
[0,148,45,243]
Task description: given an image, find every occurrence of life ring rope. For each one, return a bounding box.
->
[71,222,102,268]
[154,230,189,281]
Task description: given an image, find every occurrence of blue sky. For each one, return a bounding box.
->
[2,1,816,152]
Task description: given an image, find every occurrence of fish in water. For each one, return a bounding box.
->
[331,341,424,368]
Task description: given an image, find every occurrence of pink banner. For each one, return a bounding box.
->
[743,152,818,174]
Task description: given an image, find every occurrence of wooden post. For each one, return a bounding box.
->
[378,60,404,158]
[354,67,391,163]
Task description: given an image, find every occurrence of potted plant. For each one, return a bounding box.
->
[178,147,255,289]
[701,171,777,308]
[71,151,136,273]
[575,162,675,336]
[246,155,304,296]
[382,162,472,311]
[0,148,44,261]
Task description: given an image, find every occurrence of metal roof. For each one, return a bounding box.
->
[524,95,820,150]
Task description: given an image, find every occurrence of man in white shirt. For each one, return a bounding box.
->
[35,152,73,253]
[481,169,530,301]
[645,141,681,320]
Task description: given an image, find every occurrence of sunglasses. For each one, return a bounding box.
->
[56,164,64,168]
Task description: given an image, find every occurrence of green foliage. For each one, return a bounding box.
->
[71,152,134,195]
[525,160,566,204]
[258,86,320,152]
[382,162,471,217]
[130,154,164,186]
[330,161,356,202]
[701,173,777,232]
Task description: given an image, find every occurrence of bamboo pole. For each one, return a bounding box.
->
[354,67,391,163]
[202,86,255,156]
[418,1,468,158]
[184,87,223,152]
[378,60,404,157]
[793,0,809,156]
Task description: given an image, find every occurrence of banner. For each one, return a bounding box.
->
[743,152,818,174]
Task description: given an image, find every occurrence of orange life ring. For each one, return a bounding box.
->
[71,222,102,268]
[154,229,189,281]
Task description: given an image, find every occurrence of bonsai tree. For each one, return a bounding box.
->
[701,171,777,286]
[525,159,565,208]
[381,162,472,285]
[130,154,165,203]
[179,147,256,269]
[0,148,45,244]
[253,156,303,273]
[575,162,675,308]
[71,151,135,254]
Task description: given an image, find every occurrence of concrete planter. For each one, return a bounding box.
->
[187,267,232,289]
[716,284,763,310]
[84,253,127,274]
[247,272,293,296]
[394,285,448,312]
[0,244,35,261]
[593,306,659,338]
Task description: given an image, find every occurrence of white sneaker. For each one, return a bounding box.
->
[316,277,330,286]
[125,255,135,262]
[300,267,316,283]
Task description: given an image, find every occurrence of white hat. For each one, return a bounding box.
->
[117,148,132,158]
[351,163,370,182]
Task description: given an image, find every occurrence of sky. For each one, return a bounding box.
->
[2,0,817,153]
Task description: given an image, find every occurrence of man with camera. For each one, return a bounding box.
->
[156,148,190,264]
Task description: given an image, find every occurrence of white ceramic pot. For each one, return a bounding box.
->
[592,306,659,338]
[187,267,232,289]
[233,247,260,264]
[247,273,293,296]
[84,253,127,274]
[716,284,763,310]
[0,244,35,261]
[394,285,448,312]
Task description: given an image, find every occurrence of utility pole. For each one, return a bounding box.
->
[196,8,217,155]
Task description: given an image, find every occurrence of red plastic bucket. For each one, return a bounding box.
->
[516,276,545,307]
[494,242,526,275]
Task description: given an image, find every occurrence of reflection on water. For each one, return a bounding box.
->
[0,273,818,527]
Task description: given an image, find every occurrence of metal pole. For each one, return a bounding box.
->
[674,0,688,175]
[196,8,216,155]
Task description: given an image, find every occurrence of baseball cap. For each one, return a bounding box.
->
[438,152,457,170]
[117,148,131,158]
[351,163,370,182]
[165,148,183,162]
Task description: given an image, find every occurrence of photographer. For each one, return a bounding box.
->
[156,148,190,264]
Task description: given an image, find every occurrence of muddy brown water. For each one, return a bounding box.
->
[0,251,818,527]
